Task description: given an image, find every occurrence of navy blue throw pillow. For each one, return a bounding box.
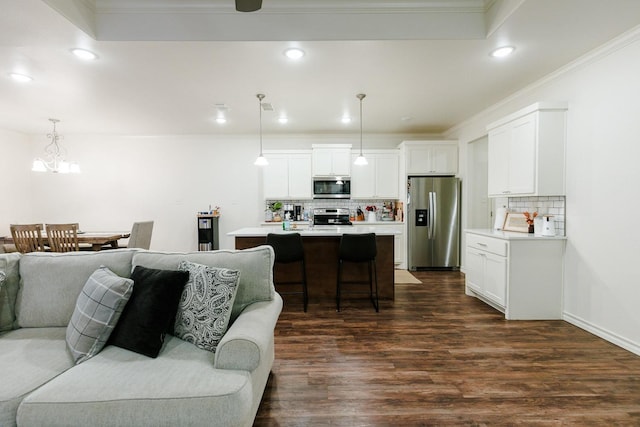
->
[109,265,189,358]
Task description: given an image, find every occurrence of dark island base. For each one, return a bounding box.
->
[235,235,395,303]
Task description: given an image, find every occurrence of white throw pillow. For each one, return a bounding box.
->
[174,261,240,353]
[66,266,134,364]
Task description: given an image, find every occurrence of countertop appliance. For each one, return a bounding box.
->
[313,177,350,199]
[540,215,556,236]
[407,176,460,270]
[313,208,352,225]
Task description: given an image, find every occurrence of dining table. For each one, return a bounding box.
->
[74,231,131,251]
[1,231,130,252]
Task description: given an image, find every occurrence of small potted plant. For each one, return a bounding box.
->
[523,211,537,233]
[269,202,283,222]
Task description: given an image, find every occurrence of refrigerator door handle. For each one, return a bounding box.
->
[427,191,435,240]
[432,191,437,240]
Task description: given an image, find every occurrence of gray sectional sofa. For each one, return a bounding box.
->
[0,246,282,427]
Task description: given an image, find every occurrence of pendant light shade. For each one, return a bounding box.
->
[354,93,368,166]
[254,93,268,166]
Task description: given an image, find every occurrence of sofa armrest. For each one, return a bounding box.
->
[214,292,283,371]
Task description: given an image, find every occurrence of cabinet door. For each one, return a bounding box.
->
[488,127,510,196]
[431,144,458,174]
[465,247,485,293]
[263,156,289,198]
[288,154,312,198]
[507,115,537,195]
[484,252,507,307]
[331,150,352,176]
[351,155,375,198]
[375,154,399,198]
[312,150,333,176]
[406,147,432,174]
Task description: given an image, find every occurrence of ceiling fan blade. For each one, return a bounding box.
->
[236,0,262,12]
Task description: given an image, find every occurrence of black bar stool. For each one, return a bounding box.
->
[266,233,308,312]
[336,233,379,312]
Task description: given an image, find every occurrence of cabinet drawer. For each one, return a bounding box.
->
[466,233,507,257]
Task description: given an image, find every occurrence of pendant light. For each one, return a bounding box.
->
[254,93,268,166]
[354,93,368,166]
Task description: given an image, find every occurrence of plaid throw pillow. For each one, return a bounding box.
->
[66,266,134,364]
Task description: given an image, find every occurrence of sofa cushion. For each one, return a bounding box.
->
[174,261,240,353]
[66,266,135,364]
[16,336,255,427]
[0,328,74,427]
[109,265,189,358]
[16,250,136,328]
[132,246,275,323]
[0,253,21,332]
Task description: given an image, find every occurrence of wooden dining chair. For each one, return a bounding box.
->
[46,223,80,252]
[10,224,46,253]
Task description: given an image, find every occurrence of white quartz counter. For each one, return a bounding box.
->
[229,225,401,237]
[466,228,567,240]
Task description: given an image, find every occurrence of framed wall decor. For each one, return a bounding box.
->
[502,212,529,233]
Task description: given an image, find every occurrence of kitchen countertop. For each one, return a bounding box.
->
[229,225,402,237]
[466,228,567,240]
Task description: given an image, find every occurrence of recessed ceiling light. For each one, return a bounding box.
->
[341,116,352,124]
[284,48,305,60]
[278,116,288,124]
[71,48,98,60]
[216,117,227,124]
[490,46,515,58]
[9,73,33,83]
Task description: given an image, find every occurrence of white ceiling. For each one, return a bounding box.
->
[2,0,640,136]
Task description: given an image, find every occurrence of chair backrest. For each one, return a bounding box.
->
[46,223,80,252]
[10,224,46,253]
[266,233,304,263]
[339,233,377,262]
[127,221,154,249]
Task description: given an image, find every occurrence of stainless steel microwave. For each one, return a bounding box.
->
[313,177,351,199]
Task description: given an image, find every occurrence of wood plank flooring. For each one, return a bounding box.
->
[254,271,640,426]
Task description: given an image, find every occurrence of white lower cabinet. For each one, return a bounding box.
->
[465,231,564,320]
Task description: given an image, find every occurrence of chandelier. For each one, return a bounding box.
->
[32,118,80,174]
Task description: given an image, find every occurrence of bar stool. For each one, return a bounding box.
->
[266,233,308,312]
[336,233,379,312]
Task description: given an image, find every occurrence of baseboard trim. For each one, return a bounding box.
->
[563,311,640,357]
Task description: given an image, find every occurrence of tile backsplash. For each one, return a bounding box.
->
[505,196,566,236]
[265,199,401,220]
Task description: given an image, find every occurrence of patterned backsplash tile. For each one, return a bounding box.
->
[506,196,566,236]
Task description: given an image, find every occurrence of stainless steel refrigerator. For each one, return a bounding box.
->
[407,176,461,270]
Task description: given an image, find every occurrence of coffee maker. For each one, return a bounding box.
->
[294,205,302,221]
[283,204,295,221]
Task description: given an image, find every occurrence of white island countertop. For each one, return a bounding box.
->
[466,228,567,240]
[229,225,401,237]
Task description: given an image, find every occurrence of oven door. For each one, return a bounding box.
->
[313,178,351,199]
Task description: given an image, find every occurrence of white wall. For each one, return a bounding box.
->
[24,134,263,250]
[5,132,415,251]
[448,28,640,354]
[0,129,33,236]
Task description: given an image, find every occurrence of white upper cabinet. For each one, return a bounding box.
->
[351,150,399,199]
[262,151,312,199]
[401,141,458,175]
[312,145,351,177]
[487,102,567,197]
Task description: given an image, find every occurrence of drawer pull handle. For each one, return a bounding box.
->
[477,243,487,246]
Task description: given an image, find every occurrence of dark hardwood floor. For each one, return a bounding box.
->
[254,271,640,426]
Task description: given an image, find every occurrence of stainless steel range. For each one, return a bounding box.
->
[313,208,352,226]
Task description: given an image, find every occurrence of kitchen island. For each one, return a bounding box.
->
[228,226,400,302]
